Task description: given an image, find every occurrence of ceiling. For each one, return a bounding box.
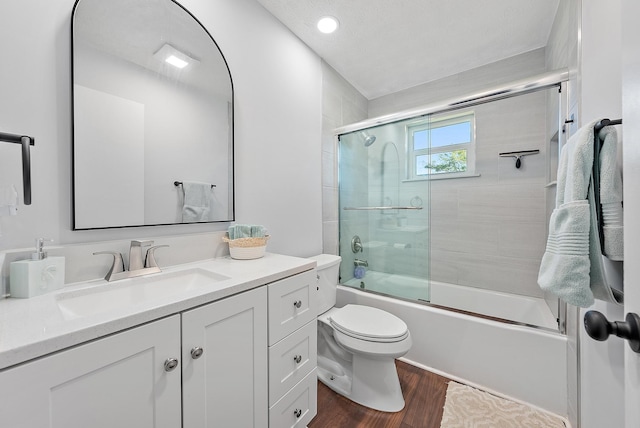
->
[74,0,232,98]
[255,0,560,100]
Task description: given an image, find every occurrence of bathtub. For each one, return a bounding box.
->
[343,271,558,329]
[336,283,568,416]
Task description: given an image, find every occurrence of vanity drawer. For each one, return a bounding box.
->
[268,319,317,405]
[269,368,318,428]
[268,270,317,345]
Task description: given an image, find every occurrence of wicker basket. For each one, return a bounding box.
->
[222,235,270,260]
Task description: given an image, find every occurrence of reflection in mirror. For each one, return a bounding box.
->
[72,0,233,229]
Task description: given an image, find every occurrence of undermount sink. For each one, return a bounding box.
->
[56,268,230,319]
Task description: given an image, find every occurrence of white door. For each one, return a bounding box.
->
[623,0,640,426]
[0,315,182,428]
[182,287,268,428]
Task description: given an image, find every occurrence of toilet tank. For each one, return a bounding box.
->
[308,254,341,315]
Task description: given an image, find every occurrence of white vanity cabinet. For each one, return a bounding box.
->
[267,269,318,428]
[182,286,268,428]
[0,315,182,428]
[0,264,317,428]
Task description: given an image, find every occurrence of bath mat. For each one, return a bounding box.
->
[440,382,566,428]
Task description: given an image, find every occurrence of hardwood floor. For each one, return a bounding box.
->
[308,360,451,428]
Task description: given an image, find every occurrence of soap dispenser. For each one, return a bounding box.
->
[10,238,66,298]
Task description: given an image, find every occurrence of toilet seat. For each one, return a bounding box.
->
[329,304,409,343]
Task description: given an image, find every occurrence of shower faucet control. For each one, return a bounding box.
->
[354,259,368,267]
[351,235,363,253]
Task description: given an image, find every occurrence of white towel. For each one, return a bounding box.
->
[538,201,593,307]
[181,181,212,222]
[538,122,596,307]
[597,126,624,260]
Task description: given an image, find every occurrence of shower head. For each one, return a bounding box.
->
[359,131,376,147]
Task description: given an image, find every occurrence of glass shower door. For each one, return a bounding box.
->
[338,118,431,302]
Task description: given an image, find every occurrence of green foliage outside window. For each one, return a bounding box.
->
[428,150,467,173]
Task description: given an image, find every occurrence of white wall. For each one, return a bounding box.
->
[622,1,640,426]
[74,85,146,228]
[0,0,322,259]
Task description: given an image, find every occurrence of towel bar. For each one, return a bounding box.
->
[174,181,216,188]
[0,131,35,205]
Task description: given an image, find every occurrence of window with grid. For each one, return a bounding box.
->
[408,113,475,179]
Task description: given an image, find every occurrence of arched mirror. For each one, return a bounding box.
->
[72,0,233,229]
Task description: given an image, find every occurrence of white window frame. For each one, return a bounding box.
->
[406,112,476,180]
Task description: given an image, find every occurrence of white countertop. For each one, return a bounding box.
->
[0,253,315,370]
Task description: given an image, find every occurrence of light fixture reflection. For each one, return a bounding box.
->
[165,55,189,69]
[317,16,339,34]
[154,43,200,69]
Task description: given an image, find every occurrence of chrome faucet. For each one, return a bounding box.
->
[93,240,169,282]
[129,240,152,271]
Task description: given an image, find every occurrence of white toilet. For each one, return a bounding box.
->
[309,254,412,412]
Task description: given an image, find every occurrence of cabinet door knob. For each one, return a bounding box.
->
[190,347,204,359]
[293,408,302,418]
[164,358,179,372]
[293,300,302,309]
[293,355,302,364]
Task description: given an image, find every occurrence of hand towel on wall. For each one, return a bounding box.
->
[597,126,624,260]
[181,181,212,222]
[538,122,596,307]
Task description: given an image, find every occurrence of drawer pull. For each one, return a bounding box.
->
[164,358,179,372]
[293,300,302,309]
[293,408,302,418]
[190,346,204,359]
[293,354,302,364]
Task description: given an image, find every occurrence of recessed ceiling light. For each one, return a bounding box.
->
[317,16,339,34]
[154,43,200,69]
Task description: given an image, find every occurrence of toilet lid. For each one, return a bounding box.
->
[329,304,408,342]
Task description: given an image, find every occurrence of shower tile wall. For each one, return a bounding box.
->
[320,60,368,258]
[425,92,549,298]
[366,49,551,299]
